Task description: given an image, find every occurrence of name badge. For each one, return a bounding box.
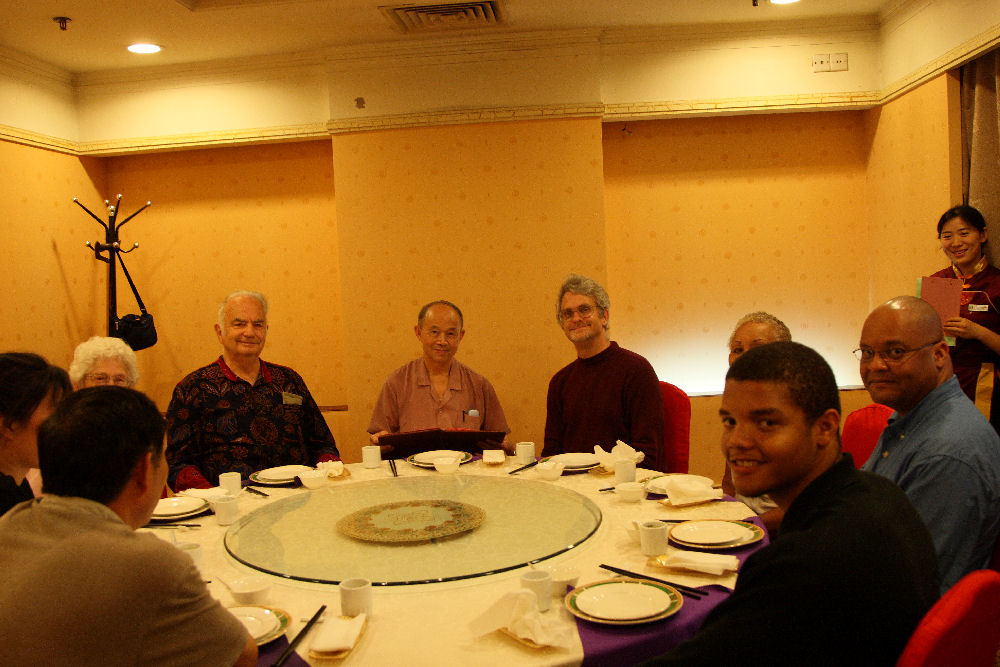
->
[969,304,989,312]
[282,392,303,405]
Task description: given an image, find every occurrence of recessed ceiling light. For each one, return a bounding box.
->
[771,0,800,4]
[127,43,161,54]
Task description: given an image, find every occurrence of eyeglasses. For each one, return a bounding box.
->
[853,340,941,363]
[559,304,597,321]
[85,372,130,387]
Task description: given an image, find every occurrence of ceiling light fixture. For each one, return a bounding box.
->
[770,0,801,4]
[127,43,161,54]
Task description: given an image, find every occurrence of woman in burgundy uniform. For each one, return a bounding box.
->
[931,205,1000,433]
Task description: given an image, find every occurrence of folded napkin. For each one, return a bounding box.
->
[658,551,740,576]
[311,613,366,655]
[316,460,345,477]
[482,449,506,465]
[659,477,723,506]
[594,441,645,471]
[178,486,230,500]
[468,591,573,649]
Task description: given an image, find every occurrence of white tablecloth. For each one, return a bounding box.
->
[149,460,752,665]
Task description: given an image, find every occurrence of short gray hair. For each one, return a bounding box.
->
[218,290,268,329]
[728,312,791,349]
[556,274,610,330]
[69,336,139,387]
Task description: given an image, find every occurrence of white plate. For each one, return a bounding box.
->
[152,496,208,517]
[230,606,279,641]
[645,474,715,495]
[544,453,600,469]
[255,465,314,482]
[413,450,469,465]
[573,580,676,621]
[669,520,753,545]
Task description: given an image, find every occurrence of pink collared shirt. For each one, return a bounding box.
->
[368,358,510,435]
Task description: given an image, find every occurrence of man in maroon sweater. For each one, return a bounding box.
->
[544,274,665,471]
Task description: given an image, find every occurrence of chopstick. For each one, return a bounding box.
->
[143,523,201,529]
[508,460,540,475]
[389,458,398,477]
[599,564,705,600]
[244,486,269,497]
[272,604,326,667]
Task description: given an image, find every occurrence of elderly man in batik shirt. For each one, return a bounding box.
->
[166,291,338,490]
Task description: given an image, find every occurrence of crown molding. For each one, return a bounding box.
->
[326,104,604,134]
[73,122,329,156]
[0,124,78,154]
[604,91,880,121]
[0,46,73,91]
[600,16,879,48]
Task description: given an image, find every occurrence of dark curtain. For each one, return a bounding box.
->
[961,48,1000,263]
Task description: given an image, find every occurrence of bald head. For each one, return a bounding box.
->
[877,296,945,339]
[858,296,951,416]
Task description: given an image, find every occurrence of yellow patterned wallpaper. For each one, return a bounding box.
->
[603,111,872,394]
[332,119,607,462]
[0,141,104,364]
[865,73,959,304]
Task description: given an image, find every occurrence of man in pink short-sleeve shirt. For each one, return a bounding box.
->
[368,300,511,451]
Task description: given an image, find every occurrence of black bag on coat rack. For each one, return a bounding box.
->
[113,252,157,351]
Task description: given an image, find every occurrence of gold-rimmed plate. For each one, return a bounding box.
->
[668,520,765,550]
[405,450,473,468]
[152,496,208,518]
[565,578,682,625]
[249,465,314,485]
[229,605,290,645]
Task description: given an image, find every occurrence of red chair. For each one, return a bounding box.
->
[896,570,1000,667]
[659,381,691,474]
[841,403,893,467]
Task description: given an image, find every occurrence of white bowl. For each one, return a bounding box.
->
[434,457,460,473]
[227,577,270,604]
[615,481,646,502]
[298,470,327,489]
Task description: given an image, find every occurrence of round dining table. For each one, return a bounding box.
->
[149,457,766,666]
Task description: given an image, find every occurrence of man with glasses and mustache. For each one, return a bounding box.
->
[858,295,1000,593]
[544,274,664,471]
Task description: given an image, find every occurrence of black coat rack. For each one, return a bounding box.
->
[74,194,150,336]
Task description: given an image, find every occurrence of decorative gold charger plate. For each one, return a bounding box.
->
[337,499,486,543]
[668,520,765,550]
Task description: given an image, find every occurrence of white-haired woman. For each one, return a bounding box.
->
[68,336,139,390]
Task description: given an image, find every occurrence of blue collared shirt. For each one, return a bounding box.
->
[863,375,1000,592]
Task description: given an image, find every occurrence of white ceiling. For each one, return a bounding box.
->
[0,0,893,75]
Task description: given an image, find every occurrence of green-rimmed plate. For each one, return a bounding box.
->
[405,450,473,468]
[669,520,765,550]
[229,605,290,645]
[565,578,682,625]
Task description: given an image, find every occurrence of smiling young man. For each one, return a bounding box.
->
[859,295,1000,593]
[544,274,664,470]
[166,290,339,490]
[647,341,939,666]
[367,300,510,449]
